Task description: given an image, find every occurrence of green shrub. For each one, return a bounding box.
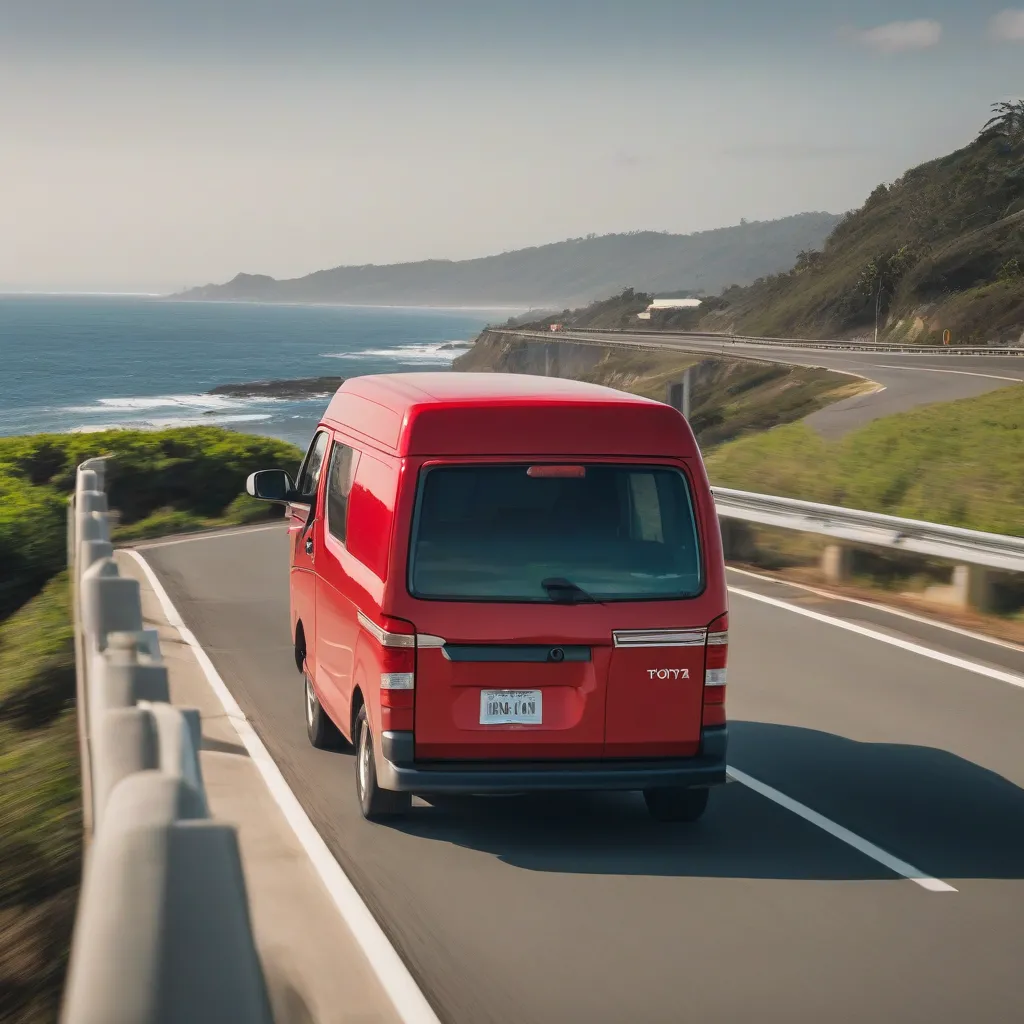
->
[0,476,67,620]
[112,508,207,541]
[222,492,286,525]
[0,428,302,615]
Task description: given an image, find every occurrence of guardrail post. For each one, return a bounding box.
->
[544,342,561,377]
[821,543,853,583]
[667,370,692,419]
[949,564,996,613]
[80,558,143,650]
[61,774,274,1024]
[77,490,108,517]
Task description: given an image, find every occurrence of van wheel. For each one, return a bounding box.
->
[304,670,342,750]
[355,706,411,821]
[643,786,709,823]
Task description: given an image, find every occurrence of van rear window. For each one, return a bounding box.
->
[409,464,703,602]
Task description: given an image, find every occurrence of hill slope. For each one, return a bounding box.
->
[174,213,841,308]
[699,117,1024,344]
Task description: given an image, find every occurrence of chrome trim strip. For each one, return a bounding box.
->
[357,611,415,648]
[613,629,707,648]
[707,631,729,646]
[415,634,447,649]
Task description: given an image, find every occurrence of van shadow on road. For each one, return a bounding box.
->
[390,721,1024,882]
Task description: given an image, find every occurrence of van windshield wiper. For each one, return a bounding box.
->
[541,577,597,604]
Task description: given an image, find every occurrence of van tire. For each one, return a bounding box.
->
[355,706,411,821]
[643,786,709,823]
[305,670,343,750]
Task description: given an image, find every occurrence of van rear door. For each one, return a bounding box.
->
[603,467,707,756]
[404,461,705,761]
[603,629,707,757]
[413,613,609,760]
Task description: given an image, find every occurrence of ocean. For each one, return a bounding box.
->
[0,296,509,448]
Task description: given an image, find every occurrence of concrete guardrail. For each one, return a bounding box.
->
[712,487,1024,612]
[492,327,1024,356]
[61,458,274,1024]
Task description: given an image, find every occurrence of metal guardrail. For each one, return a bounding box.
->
[492,327,1024,357]
[62,459,273,1024]
[711,487,1024,574]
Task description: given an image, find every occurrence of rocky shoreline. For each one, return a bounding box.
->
[208,376,345,400]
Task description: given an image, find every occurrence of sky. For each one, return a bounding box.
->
[2,1,1024,293]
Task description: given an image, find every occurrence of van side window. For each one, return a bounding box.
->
[297,431,329,502]
[326,443,360,544]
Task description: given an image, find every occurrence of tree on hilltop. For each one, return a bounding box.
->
[978,99,1024,150]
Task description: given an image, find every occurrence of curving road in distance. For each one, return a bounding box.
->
[506,329,1024,438]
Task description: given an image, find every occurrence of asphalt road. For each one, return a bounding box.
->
[141,524,1024,1024]
[549,331,1024,437]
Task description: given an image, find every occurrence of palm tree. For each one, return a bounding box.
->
[979,99,1024,149]
[857,246,917,343]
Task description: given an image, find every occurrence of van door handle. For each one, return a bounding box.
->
[305,536,314,556]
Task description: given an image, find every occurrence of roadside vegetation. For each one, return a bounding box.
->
[0,427,302,620]
[704,384,1024,536]
[0,426,302,1022]
[705,385,1024,630]
[0,576,78,1024]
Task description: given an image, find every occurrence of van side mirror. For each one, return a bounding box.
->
[246,470,298,503]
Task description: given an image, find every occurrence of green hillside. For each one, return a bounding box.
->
[702,103,1024,344]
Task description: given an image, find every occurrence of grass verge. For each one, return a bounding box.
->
[706,384,1024,536]
[0,575,79,1024]
[708,385,1024,626]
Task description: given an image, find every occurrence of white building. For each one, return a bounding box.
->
[637,298,702,320]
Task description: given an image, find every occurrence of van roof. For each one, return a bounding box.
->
[322,372,698,458]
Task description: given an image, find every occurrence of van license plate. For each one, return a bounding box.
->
[480,690,542,725]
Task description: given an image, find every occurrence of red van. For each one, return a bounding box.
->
[246,372,728,822]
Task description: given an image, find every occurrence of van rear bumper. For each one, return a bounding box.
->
[376,726,727,795]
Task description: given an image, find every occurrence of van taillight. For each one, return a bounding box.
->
[363,614,416,730]
[702,613,728,728]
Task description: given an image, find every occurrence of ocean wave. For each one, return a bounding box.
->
[67,413,273,433]
[321,341,464,362]
[64,393,264,414]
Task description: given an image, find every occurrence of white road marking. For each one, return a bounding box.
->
[728,585,1024,689]
[124,549,443,1024]
[726,566,1024,653]
[726,767,957,893]
[133,523,285,550]
[873,364,1024,382]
